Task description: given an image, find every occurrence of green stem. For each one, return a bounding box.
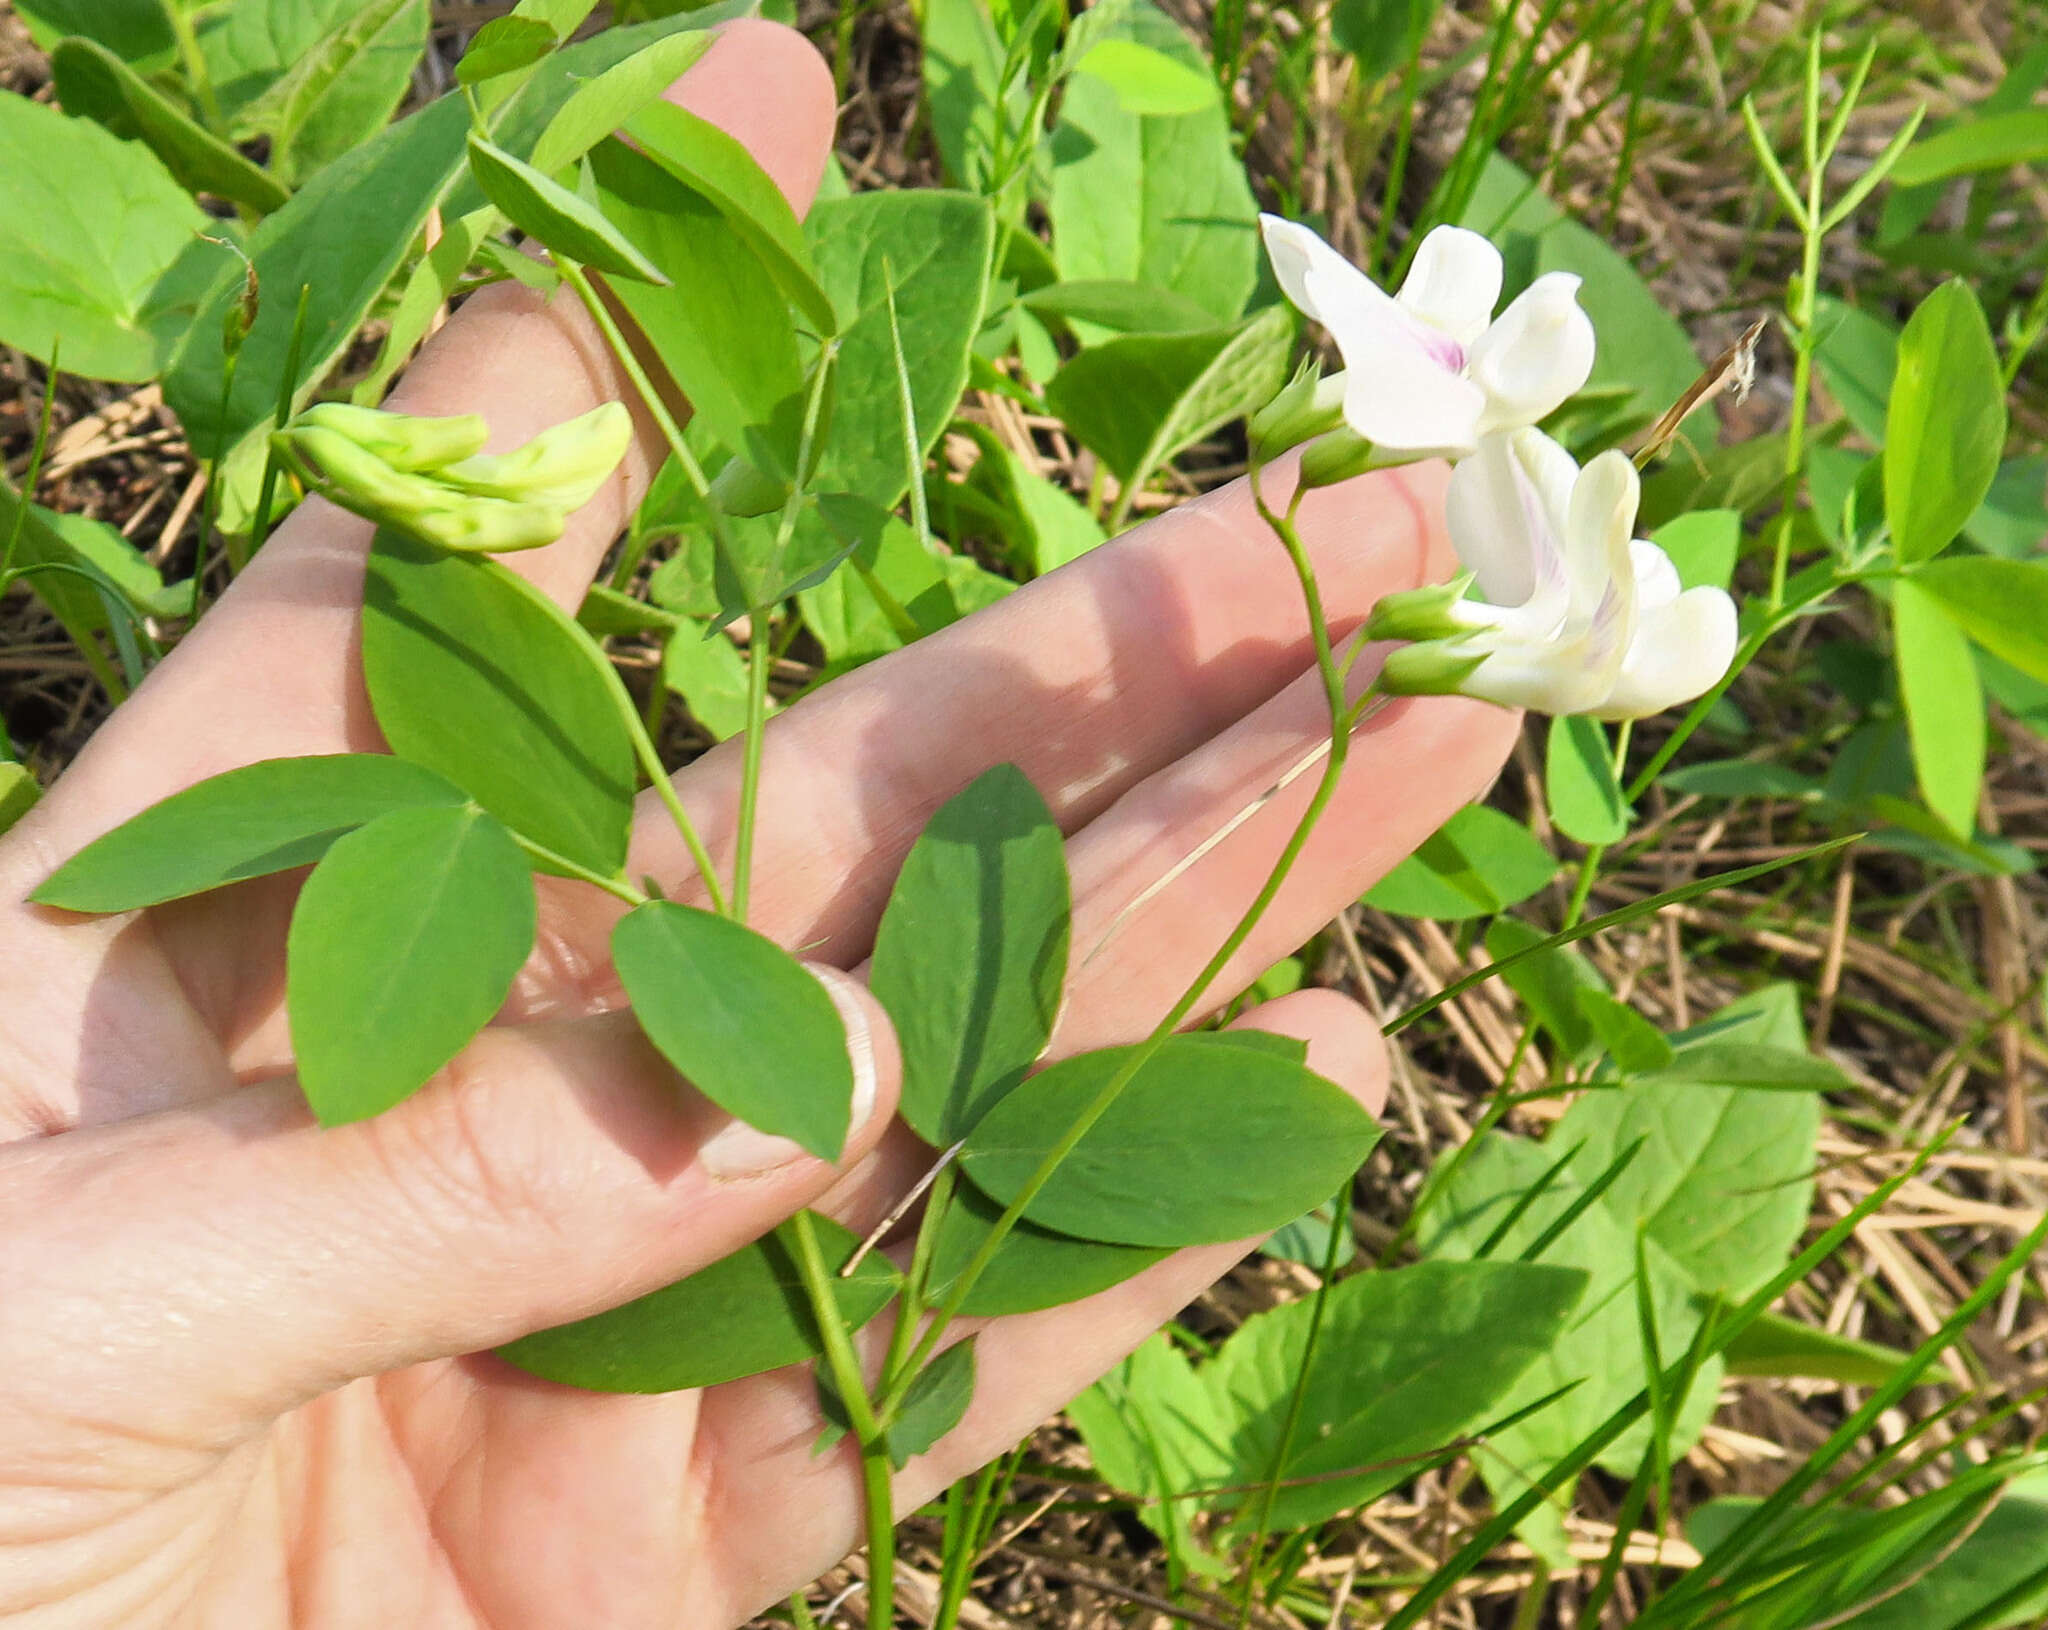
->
[512,835,646,907]
[730,607,774,923]
[882,466,1359,1412]
[1768,135,1826,610]
[788,1210,895,1630]
[166,1,221,131]
[241,283,313,571]
[2,349,59,584]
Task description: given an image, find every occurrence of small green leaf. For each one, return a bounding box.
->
[1071,38,1219,115]
[1812,295,1899,446]
[0,89,210,380]
[235,0,430,187]
[1652,508,1740,593]
[1020,279,1219,335]
[1485,917,1607,1059]
[887,1337,978,1467]
[0,763,42,839]
[1546,715,1630,844]
[523,28,715,175]
[660,618,755,742]
[612,901,856,1160]
[1890,107,2048,188]
[466,135,670,284]
[456,15,558,84]
[1363,804,1558,921]
[33,755,469,911]
[958,1034,1382,1247]
[870,764,1071,1145]
[288,803,536,1124]
[1044,303,1294,499]
[1331,0,1441,79]
[1894,577,1986,836]
[52,37,290,214]
[361,529,637,877]
[496,1213,900,1392]
[1723,1309,1908,1385]
[15,0,175,66]
[1886,281,2007,564]
[1911,556,2048,687]
[1574,991,1673,1074]
[926,1167,1170,1316]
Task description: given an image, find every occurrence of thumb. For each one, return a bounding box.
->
[0,967,898,1442]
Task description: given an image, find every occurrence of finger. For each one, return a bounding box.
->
[690,991,1390,1624]
[0,966,895,1445]
[5,18,836,864]
[518,457,1468,1013]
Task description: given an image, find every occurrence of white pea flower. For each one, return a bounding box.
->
[1370,429,1739,720]
[1258,216,1597,461]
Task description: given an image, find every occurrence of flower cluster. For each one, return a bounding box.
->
[1258,216,1738,721]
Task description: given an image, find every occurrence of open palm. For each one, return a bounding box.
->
[0,22,1516,1628]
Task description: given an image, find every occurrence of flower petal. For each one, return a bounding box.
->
[1468,272,1597,435]
[1628,537,1683,608]
[1593,586,1740,719]
[1446,432,1551,610]
[1259,214,1395,334]
[1396,226,1502,349]
[1337,333,1485,458]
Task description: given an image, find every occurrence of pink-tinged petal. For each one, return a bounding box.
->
[1628,538,1683,608]
[1337,332,1484,458]
[1468,272,1597,434]
[1259,214,1394,334]
[1593,586,1740,719]
[1396,226,1503,349]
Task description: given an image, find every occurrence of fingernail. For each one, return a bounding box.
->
[699,965,880,1180]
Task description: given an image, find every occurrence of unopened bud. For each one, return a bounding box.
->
[1297,425,1380,490]
[1362,572,1477,644]
[293,403,489,472]
[1249,364,1345,464]
[1377,639,1489,699]
[708,455,792,518]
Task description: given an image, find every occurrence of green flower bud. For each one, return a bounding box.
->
[1248,364,1345,464]
[1297,425,1384,490]
[708,455,792,518]
[1377,639,1489,699]
[291,403,490,472]
[1362,572,1477,644]
[439,401,632,511]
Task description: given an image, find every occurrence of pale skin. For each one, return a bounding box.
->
[0,22,1519,1629]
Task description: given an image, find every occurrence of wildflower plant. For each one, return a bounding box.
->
[5,3,2046,1627]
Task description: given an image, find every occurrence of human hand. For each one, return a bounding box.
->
[0,21,1517,1627]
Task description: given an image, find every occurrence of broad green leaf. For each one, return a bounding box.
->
[624,100,837,338]
[1044,304,1293,496]
[921,0,1016,193]
[943,427,1106,574]
[1965,454,2048,559]
[1258,1199,1354,1269]
[195,0,367,122]
[467,135,670,284]
[1420,1132,1721,1565]
[456,16,558,85]
[1072,38,1219,115]
[588,135,803,472]
[1894,577,1986,836]
[1653,508,1740,593]
[33,754,469,911]
[1813,295,1898,446]
[794,502,1010,664]
[1891,107,2048,187]
[1067,1334,1235,1577]
[1546,715,1629,844]
[1660,758,1822,800]
[15,0,174,64]
[870,764,1070,1145]
[660,618,755,742]
[1048,0,1258,321]
[958,1034,1382,1247]
[1887,280,2007,563]
[52,38,290,214]
[926,1178,1169,1316]
[236,0,429,186]
[1201,1260,1585,1532]
[1332,0,1440,78]
[1723,1309,1907,1386]
[1557,986,1819,1300]
[1633,1040,1846,1093]
[1574,991,1672,1074]
[1458,153,1702,448]
[0,763,39,837]
[807,189,997,505]
[288,802,535,1124]
[1363,803,1557,921]
[1020,279,1219,335]
[164,92,471,451]
[497,1213,901,1392]
[1912,556,2048,685]
[1484,916,1607,1059]
[361,529,637,877]
[352,206,498,406]
[518,27,716,178]
[0,90,210,381]
[887,1337,977,1467]
[612,901,857,1160]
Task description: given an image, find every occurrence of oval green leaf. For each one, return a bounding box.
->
[497,1213,900,1393]
[1364,803,1557,921]
[1071,38,1220,116]
[1894,577,1985,837]
[887,1336,977,1467]
[957,1034,1382,1248]
[1911,556,2048,687]
[1545,714,1630,845]
[870,763,1071,1145]
[32,754,470,912]
[288,802,536,1125]
[456,16,558,85]
[1886,280,2007,564]
[613,901,857,1161]
[927,1178,1169,1316]
[466,134,670,285]
[361,528,638,877]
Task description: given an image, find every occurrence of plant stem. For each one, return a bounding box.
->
[166,1,222,131]
[512,835,646,906]
[730,607,774,923]
[241,283,313,571]
[1768,89,1827,611]
[882,466,1359,1412]
[788,1210,895,1630]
